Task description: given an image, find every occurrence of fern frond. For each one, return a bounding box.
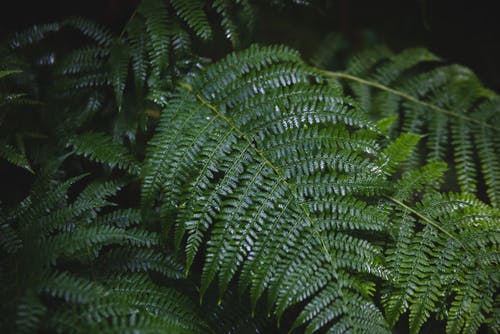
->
[48,225,158,263]
[9,174,85,221]
[40,271,104,303]
[393,162,447,201]
[323,48,500,206]
[14,292,46,334]
[475,107,500,206]
[109,39,130,109]
[73,179,124,214]
[378,132,421,174]
[138,0,170,80]
[212,0,240,46]
[0,141,33,173]
[50,274,210,334]
[383,192,500,333]
[125,15,149,94]
[142,45,393,333]
[64,17,113,47]
[171,0,212,40]
[0,69,40,173]
[0,222,22,253]
[95,208,141,227]
[99,248,184,278]
[67,132,141,175]
[56,46,109,75]
[9,23,61,48]
[0,174,210,333]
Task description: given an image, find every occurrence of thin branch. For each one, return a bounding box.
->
[384,194,469,253]
[322,70,500,132]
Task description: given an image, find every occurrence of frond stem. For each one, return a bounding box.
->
[384,194,469,252]
[322,71,500,132]
[118,7,139,39]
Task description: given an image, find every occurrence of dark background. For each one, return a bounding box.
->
[1,0,499,90]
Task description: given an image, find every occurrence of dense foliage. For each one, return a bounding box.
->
[1,1,498,333]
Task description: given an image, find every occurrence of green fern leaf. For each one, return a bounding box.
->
[64,17,113,47]
[9,23,61,48]
[67,132,140,175]
[40,271,104,303]
[171,0,212,40]
[109,39,130,110]
[384,192,500,333]
[138,0,170,80]
[323,47,500,206]
[0,141,33,173]
[142,45,392,333]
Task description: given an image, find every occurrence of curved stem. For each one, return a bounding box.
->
[384,194,469,253]
[322,70,500,132]
[118,7,139,39]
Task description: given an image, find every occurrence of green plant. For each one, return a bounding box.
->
[322,47,500,207]
[1,1,498,333]
[0,169,203,333]
[141,45,499,333]
[0,67,40,173]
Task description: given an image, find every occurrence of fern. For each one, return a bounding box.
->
[67,132,141,175]
[2,2,499,333]
[0,141,33,173]
[141,43,500,333]
[8,23,61,49]
[322,48,500,206]
[142,45,407,333]
[1,168,264,333]
[2,0,250,151]
[64,17,114,47]
[171,0,212,40]
[0,69,39,172]
[14,0,254,171]
[0,175,204,333]
[383,191,499,333]
[50,274,210,334]
[109,40,130,110]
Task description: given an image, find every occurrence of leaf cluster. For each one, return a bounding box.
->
[0,1,498,333]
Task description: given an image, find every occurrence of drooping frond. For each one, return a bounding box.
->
[50,274,210,334]
[171,0,212,40]
[63,17,114,47]
[36,0,253,152]
[8,23,61,49]
[142,44,403,333]
[212,0,240,46]
[56,46,109,76]
[323,48,500,206]
[0,141,33,173]
[0,175,212,334]
[109,40,130,110]
[383,190,500,334]
[0,69,38,172]
[67,132,140,175]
